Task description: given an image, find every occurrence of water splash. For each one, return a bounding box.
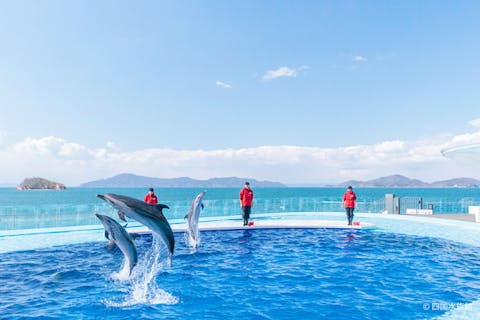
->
[105,235,178,306]
[111,260,131,282]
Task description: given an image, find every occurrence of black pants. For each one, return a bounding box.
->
[242,206,251,225]
[345,208,354,225]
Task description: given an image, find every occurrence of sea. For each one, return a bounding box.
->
[0,187,479,230]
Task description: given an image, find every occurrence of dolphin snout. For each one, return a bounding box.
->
[96,194,106,200]
[95,213,107,223]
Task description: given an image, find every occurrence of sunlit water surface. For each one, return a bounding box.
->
[1,229,480,319]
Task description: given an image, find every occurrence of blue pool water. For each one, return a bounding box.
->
[1,228,480,319]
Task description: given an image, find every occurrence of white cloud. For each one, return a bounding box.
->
[353,55,367,62]
[469,118,480,127]
[2,130,480,186]
[262,66,308,81]
[13,136,92,159]
[106,141,119,151]
[215,81,232,89]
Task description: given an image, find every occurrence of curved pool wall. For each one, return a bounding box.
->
[2,212,480,319]
[3,212,480,253]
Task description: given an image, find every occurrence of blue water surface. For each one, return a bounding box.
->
[1,228,480,319]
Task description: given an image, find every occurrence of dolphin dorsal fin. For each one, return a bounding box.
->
[155,204,169,211]
[152,204,169,219]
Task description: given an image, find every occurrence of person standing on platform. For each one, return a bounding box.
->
[239,182,254,226]
[144,188,158,204]
[342,186,357,225]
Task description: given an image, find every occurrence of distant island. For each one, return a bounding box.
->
[80,173,286,188]
[337,174,480,188]
[17,177,66,190]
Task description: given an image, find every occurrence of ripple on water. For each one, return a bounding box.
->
[1,229,480,319]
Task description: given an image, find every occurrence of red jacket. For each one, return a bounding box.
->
[343,191,357,208]
[240,187,254,206]
[144,193,158,204]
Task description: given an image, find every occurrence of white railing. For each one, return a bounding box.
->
[0,197,387,230]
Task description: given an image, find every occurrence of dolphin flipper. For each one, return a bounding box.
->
[118,211,127,222]
[201,203,204,210]
[107,239,116,250]
[104,228,117,249]
[129,232,139,240]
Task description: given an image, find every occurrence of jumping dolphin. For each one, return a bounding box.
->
[184,191,206,247]
[97,194,174,260]
[95,213,138,275]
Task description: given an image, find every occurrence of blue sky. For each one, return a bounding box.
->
[0,1,480,184]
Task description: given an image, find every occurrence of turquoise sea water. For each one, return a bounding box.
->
[0,187,479,230]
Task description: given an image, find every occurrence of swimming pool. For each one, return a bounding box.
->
[1,218,480,319]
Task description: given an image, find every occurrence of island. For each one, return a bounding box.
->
[80,173,286,188]
[17,177,66,190]
[337,174,480,188]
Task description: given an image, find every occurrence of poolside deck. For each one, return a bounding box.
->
[0,218,375,254]
[129,219,376,234]
[408,213,476,222]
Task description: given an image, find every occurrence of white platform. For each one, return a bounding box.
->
[0,217,373,254]
[469,206,480,214]
[129,219,374,235]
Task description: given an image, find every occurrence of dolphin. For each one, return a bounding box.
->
[97,194,174,260]
[95,213,138,275]
[184,191,206,247]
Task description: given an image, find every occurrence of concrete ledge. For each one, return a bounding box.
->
[0,216,374,254]
[129,219,375,235]
[410,213,476,222]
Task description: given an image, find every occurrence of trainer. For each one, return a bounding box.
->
[342,186,357,225]
[239,182,254,226]
[144,187,158,204]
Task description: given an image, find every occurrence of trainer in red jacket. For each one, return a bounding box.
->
[239,182,254,226]
[342,186,357,225]
[144,187,158,204]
